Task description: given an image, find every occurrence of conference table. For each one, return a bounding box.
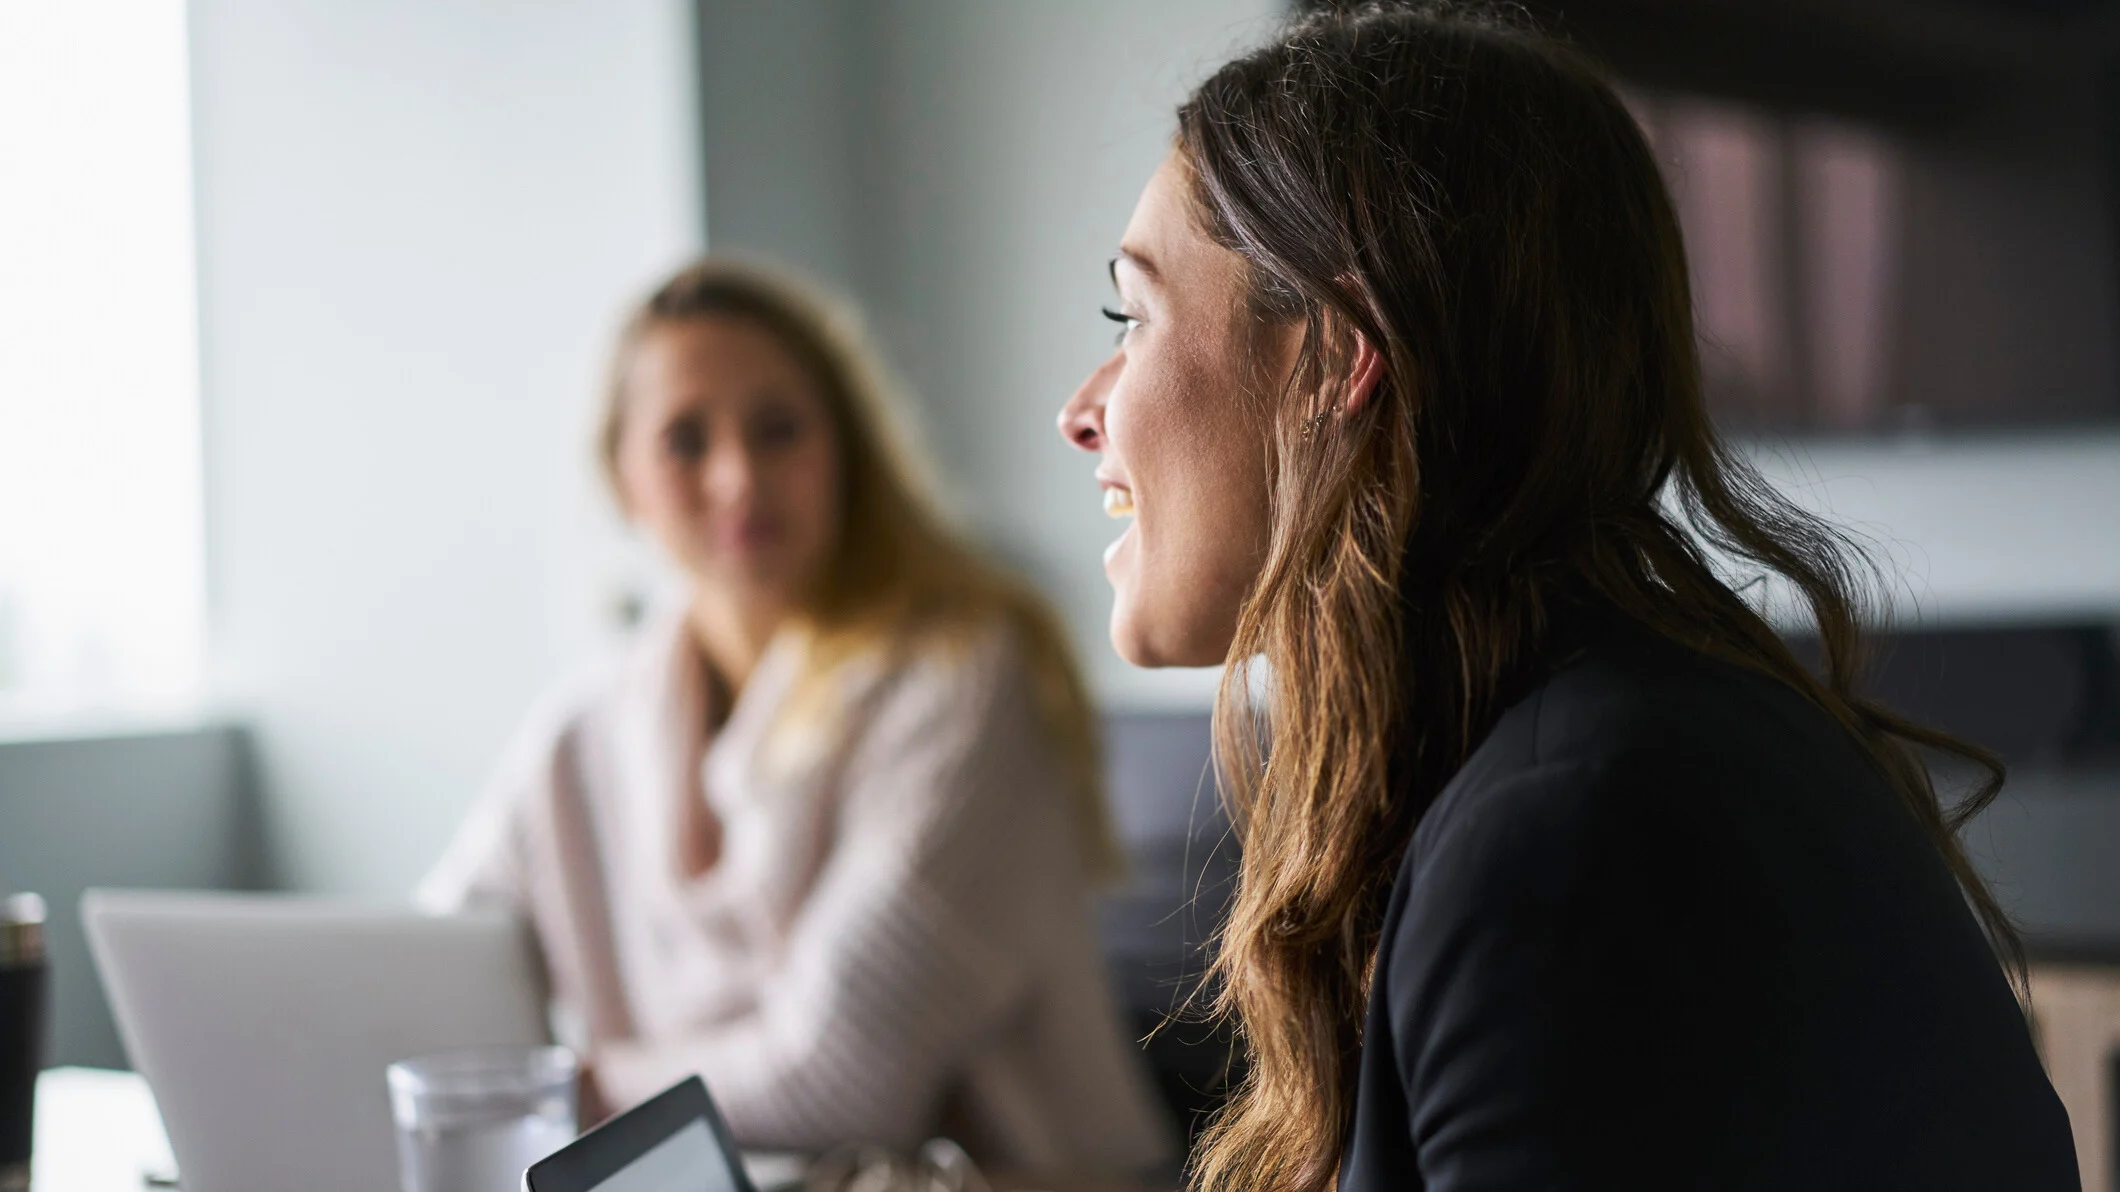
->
[26,1067,1170,1192]
[28,1068,175,1191]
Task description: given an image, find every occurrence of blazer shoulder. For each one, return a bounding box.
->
[1413,617,1835,880]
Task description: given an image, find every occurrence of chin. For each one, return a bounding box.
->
[1106,598,1160,668]
[1109,602,1228,670]
[1108,622,1160,669]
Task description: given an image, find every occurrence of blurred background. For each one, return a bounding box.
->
[0,0,2116,1153]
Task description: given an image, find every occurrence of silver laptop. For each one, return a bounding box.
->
[83,889,551,1192]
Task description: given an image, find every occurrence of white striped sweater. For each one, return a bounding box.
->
[418,610,1173,1175]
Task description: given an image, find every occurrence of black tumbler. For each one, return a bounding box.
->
[0,893,47,1192]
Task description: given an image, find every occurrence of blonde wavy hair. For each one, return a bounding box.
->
[599,258,1121,881]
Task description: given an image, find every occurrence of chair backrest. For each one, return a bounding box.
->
[1787,623,2118,766]
[1097,712,1243,1149]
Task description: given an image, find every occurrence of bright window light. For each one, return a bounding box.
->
[0,0,204,722]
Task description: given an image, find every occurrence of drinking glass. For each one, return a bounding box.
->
[387,1046,578,1192]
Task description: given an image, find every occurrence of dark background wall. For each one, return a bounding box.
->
[1298,0,2120,433]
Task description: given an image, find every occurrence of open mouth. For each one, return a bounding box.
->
[1101,484,1135,569]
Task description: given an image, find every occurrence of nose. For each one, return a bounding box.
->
[1058,352,1120,453]
[702,436,757,506]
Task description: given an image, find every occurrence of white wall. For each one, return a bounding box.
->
[857,1,1286,710]
[189,0,702,895]
[694,0,865,292]
[1748,432,2120,627]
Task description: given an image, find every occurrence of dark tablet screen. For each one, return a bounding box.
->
[525,1076,755,1192]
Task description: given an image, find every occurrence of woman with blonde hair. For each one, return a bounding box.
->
[422,259,1171,1175]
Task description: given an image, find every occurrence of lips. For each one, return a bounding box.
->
[714,515,783,553]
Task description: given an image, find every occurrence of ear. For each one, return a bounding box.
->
[609,454,648,528]
[605,462,635,523]
[1341,330,1384,418]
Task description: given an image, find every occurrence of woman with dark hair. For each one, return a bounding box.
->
[1059,4,2077,1189]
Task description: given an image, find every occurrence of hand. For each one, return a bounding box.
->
[576,1055,614,1131]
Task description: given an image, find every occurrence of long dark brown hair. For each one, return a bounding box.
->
[1178,6,2017,1191]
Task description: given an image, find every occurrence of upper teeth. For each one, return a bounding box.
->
[1103,487,1135,518]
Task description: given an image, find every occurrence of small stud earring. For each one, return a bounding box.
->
[1301,406,1340,438]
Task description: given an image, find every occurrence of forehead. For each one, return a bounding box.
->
[1116,152,1246,297]
[627,315,817,404]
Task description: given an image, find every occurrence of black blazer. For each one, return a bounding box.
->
[1340,608,2079,1191]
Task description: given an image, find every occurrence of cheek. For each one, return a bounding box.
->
[777,438,842,544]
[1120,356,1268,562]
[1105,340,1272,665]
[619,451,705,547]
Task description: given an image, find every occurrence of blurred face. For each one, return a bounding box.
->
[1058,154,1297,668]
[614,317,841,618]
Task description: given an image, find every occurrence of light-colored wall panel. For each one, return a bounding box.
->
[189,0,704,895]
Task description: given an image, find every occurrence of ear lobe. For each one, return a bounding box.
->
[1341,331,1384,418]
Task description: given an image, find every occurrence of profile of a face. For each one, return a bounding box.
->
[1059,154,1295,669]
[615,317,842,618]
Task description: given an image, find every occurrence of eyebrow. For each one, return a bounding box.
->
[1110,247,1160,287]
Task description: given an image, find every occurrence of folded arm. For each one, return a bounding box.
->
[594,636,1052,1152]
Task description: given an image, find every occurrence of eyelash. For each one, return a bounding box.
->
[1101,306,1140,346]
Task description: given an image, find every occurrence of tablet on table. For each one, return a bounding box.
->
[525,1076,756,1192]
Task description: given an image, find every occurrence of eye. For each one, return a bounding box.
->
[1101,306,1141,346]
[663,417,705,461]
[751,407,807,450]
